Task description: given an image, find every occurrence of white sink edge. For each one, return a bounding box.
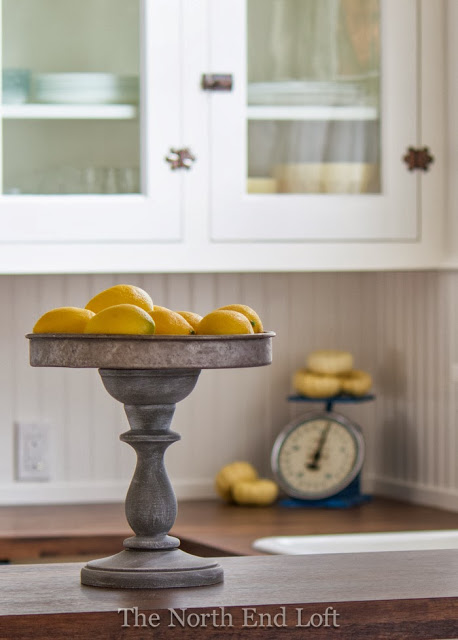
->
[252,529,458,555]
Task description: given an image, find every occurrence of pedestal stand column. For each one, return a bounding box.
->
[80,368,224,589]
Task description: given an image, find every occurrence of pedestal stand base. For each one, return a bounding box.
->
[27,334,274,591]
[81,549,224,589]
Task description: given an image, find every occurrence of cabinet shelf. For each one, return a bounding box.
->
[1,104,138,120]
[247,105,378,122]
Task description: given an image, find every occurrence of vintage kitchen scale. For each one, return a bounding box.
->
[272,394,375,508]
[27,331,275,589]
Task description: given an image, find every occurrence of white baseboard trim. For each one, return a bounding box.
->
[366,474,458,513]
[0,478,216,506]
[2,475,456,512]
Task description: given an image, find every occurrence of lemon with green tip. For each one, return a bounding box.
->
[149,307,194,335]
[84,304,156,335]
[218,304,263,333]
[175,311,203,332]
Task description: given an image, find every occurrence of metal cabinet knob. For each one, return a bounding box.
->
[165,148,196,170]
[201,74,233,91]
[403,146,434,171]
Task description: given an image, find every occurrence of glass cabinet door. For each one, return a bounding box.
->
[0,0,182,243]
[210,0,419,242]
[247,0,380,195]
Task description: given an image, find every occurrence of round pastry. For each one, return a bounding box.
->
[214,461,258,502]
[306,349,354,375]
[340,369,372,396]
[232,479,279,506]
[293,369,341,398]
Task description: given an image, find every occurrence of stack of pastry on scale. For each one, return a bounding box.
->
[293,349,372,398]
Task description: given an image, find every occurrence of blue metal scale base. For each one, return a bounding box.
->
[288,393,375,413]
[280,393,375,509]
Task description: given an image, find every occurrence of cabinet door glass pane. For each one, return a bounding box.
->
[247,0,380,194]
[2,0,140,195]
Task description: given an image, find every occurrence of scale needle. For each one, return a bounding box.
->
[306,421,332,471]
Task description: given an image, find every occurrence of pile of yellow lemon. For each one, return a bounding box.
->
[215,461,278,507]
[32,284,264,336]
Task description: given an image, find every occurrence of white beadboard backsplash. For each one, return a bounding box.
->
[0,271,456,511]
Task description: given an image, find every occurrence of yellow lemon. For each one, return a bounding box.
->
[84,304,156,335]
[149,307,194,335]
[215,461,258,502]
[33,307,95,334]
[218,304,264,333]
[85,284,154,314]
[175,311,203,332]
[197,310,254,335]
[232,479,279,506]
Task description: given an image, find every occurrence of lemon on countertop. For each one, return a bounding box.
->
[85,284,154,314]
[218,304,264,333]
[84,304,156,335]
[176,311,203,332]
[33,307,95,334]
[232,479,279,506]
[215,461,258,502]
[197,310,254,335]
[149,307,194,335]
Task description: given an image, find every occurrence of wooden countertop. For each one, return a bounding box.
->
[1,550,457,639]
[1,497,457,560]
[173,497,458,556]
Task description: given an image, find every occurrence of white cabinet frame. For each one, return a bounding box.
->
[209,0,420,242]
[0,0,446,272]
[0,0,183,244]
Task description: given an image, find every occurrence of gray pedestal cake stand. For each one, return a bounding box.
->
[27,332,274,589]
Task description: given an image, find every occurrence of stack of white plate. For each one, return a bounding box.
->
[33,73,139,104]
[248,80,373,107]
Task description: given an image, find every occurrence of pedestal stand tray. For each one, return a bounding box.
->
[27,332,274,589]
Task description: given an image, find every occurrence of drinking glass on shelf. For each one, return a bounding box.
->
[104,167,118,194]
[81,167,140,194]
[82,167,105,194]
[7,166,143,195]
[116,167,140,194]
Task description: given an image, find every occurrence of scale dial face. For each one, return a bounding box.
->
[272,412,364,500]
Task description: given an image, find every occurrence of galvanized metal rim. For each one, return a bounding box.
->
[26,331,275,341]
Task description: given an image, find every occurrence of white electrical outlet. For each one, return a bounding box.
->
[15,422,50,481]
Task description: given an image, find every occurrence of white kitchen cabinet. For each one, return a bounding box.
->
[205,0,444,246]
[0,0,182,244]
[0,0,446,272]
[210,0,415,242]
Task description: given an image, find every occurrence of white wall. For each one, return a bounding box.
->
[0,270,456,511]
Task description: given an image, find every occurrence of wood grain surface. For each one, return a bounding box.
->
[0,551,457,639]
[1,498,457,560]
